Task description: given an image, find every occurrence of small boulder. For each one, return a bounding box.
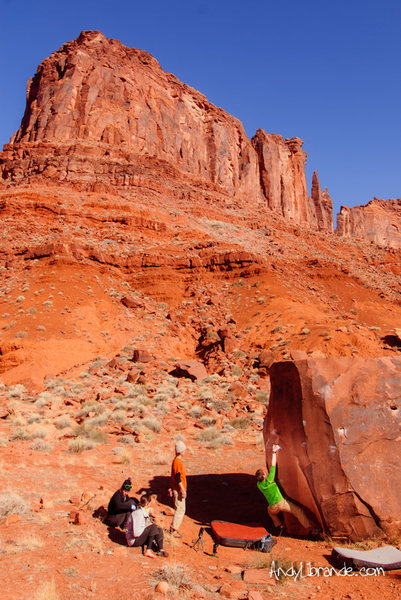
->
[219,582,247,598]
[225,565,243,574]
[242,569,276,585]
[5,514,19,525]
[258,350,276,369]
[121,296,144,309]
[155,581,169,594]
[133,349,151,363]
[229,381,247,399]
[174,360,208,381]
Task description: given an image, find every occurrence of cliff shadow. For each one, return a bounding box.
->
[147,473,273,531]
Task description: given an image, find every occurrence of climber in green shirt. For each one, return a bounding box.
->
[256,444,314,534]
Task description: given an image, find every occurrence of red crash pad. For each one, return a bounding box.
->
[211,521,269,547]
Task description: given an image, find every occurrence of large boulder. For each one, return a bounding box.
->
[264,357,401,540]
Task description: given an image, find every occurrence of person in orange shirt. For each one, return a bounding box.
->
[168,440,187,538]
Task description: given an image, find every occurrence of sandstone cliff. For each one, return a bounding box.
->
[0,30,333,231]
[311,170,333,232]
[336,198,401,249]
[265,357,401,541]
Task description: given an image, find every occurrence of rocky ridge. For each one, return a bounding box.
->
[1,30,335,233]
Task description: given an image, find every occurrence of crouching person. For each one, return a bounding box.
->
[125,494,168,558]
[107,477,138,529]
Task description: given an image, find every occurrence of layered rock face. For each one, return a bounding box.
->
[0,30,263,208]
[336,198,401,249]
[311,170,333,231]
[0,30,333,231]
[252,130,308,224]
[264,357,401,540]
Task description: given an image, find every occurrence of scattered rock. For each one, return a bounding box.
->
[225,565,243,574]
[173,360,208,381]
[133,349,151,363]
[219,581,247,598]
[229,381,247,399]
[242,569,276,585]
[5,514,19,525]
[247,591,265,600]
[70,510,89,525]
[121,296,144,309]
[155,581,169,594]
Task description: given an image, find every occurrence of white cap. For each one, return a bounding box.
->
[175,441,186,454]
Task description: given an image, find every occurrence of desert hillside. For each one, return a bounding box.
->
[0,31,400,600]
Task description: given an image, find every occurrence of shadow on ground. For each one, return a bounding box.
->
[147,472,274,531]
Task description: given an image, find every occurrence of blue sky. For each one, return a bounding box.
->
[1,0,400,216]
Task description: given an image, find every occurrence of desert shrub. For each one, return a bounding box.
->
[28,413,43,424]
[188,406,203,419]
[142,417,162,433]
[196,427,220,442]
[119,435,135,445]
[199,416,216,427]
[8,384,26,399]
[110,410,127,424]
[55,416,74,430]
[230,417,250,429]
[68,438,95,453]
[206,435,234,449]
[76,402,97,418]
[35,578,58,600]
[88,429,108,444]
[29,427,48,439]
[30,440,53,452]
[112,447,131,464]
[0,492,28,518]
[87,412,110,427]
[155,401,169,417]
[198,388,213,401]
[207,399,229,412]
[10,427,30,441]
[15,331,28,338]
[152,562,199,595]
[255,390,270,403]
[16,295,25,303]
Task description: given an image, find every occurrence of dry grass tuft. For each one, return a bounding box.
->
[151,561,201,595]
[0,492,29,518]
[35,577,58,600]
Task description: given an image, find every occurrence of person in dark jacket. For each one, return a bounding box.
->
[107,477,138,528]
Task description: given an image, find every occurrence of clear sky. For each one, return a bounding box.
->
[1,0,400,216]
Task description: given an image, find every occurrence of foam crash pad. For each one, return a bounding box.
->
[211,521,269,547]
[331,545,401,570]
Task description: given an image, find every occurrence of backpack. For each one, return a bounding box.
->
[245,534,277,553]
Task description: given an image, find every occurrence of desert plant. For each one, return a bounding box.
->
[151,562,198,595]
[0,492,28,518]
[30,440,53,452]
[112,447,131,464]
[230,417,250,429]
[142,417,162,433]
[55,416,74,430]
[188,406,203,419]
[68,438,95,453]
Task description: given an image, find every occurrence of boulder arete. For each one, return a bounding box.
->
[264,357,401,540]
